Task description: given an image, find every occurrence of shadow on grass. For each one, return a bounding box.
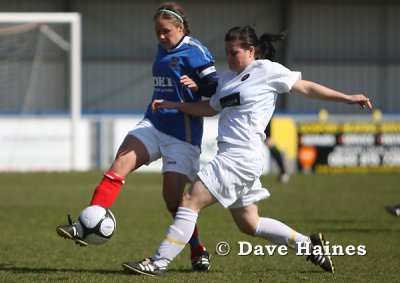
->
[0,264,125,275]
[0,263,327,277]
[0,264,206,276]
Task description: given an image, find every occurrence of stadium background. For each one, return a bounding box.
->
[1,2,399,282]
[0,0,399,171]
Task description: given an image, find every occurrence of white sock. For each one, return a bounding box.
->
[151,207,198,268]
[254,217,310,251]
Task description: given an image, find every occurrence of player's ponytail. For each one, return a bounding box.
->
[257,32,286,61]
[225,26,285,62]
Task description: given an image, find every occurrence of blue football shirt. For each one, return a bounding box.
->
[145,36,217,147]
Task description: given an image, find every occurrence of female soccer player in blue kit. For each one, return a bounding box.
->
[122,25,372,276]
[56,1,218,271]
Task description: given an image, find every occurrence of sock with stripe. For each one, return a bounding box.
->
[90,171,125,208]
[254,217,310,251]
[170,210,205,258]
[152,207,198,268]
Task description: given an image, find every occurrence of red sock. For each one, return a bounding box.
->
[90,171,125,208]
[189,225,205,257]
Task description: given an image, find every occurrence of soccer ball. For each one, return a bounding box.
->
[76,205,116,245]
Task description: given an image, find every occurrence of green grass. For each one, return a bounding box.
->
[0,172,399,282]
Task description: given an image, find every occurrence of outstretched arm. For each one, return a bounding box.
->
[292,79,373,110]
[152,99,219,117]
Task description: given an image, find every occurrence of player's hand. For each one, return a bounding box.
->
[180,75,198,92]
[347,94,373,110]
[152,99,179,113]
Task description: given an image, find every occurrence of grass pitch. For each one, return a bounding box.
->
[0,171,399,282]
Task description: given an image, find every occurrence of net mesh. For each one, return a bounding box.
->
[0,22,70,114]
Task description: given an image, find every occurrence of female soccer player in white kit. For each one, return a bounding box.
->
[122,26,372,276]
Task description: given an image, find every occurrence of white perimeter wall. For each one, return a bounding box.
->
[0,116,270,173]
[0,118,90,171]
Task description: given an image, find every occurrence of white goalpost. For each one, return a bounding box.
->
[0,13,88,171]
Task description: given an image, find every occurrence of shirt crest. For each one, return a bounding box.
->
[241,73,250,81]
[168,57,180,69]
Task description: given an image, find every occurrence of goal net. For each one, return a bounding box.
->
[0,13,87,171]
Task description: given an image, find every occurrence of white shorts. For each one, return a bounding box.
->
[197,142,270,209]
[128,118,200,181]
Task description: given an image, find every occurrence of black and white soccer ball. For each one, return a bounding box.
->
[76,205,116,245]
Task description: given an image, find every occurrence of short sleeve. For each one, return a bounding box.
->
[266,61,301,93]
[189,39,215,70]
[209,92,222,111]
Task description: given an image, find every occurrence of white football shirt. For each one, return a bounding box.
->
[210,60,301,148]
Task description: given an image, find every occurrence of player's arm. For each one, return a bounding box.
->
[180,63,218,98]
[152,99,218,117]
[291,79,373,110]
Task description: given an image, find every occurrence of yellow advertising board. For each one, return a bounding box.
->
[297,121,400,173]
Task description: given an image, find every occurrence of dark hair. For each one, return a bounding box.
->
[224,26,285,61]
[154,1,191,35]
